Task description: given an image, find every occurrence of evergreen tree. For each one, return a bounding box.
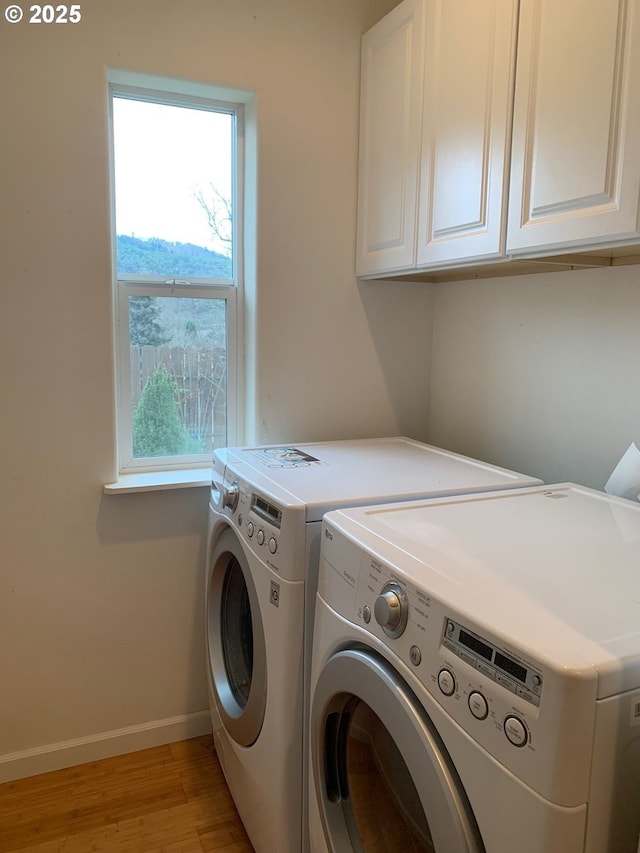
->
[133,366,196,457]
[129,297,171,347]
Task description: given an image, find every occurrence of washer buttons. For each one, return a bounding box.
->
[410,646,422,667]
[438,668,456,697]
[504,715,528,747]
[257,529,265,546]
[268,537,277,554]
[246,521,254,538]
[362,606,371,624]
[468,691,489,720]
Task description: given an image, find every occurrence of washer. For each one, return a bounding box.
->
[206,437,541,853]
[309,483,640,853]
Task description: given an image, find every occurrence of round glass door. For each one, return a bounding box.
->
[342,698,434,850]
[312,649,485,853]
[207,527,266,746]
[219,555,254,709]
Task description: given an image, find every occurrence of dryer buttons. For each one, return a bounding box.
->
[468,691,489,720]
[257,529,265,546]
[268,537,277,554]
[437,668,456,697]
[504,715,528,748]
[247,521,255,538]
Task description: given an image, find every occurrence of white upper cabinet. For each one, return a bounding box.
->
[507,0,640,255]
[416,0,518,267]
[356,0,640,278]
[356,0,425,276]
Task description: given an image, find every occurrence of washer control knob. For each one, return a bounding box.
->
[374,582,408,638]
[222,480,240,512]
[438,668,456,697]
[504,715,528,748]
[468,691,489,720]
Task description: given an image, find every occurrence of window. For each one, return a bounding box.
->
[108,76,244,473]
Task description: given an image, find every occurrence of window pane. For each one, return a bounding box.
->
[113,97,233,279]
[129,296,227,457]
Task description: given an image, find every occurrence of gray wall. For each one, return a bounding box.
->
[428,264,640,489]
[0,0,432,776]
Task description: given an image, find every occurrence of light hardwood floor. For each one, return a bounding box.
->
[0,736,254,852]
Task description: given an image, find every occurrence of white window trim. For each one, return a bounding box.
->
[106,72,249,485]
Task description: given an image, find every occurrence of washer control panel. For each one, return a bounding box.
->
[212,470,301,577]
[239,490,281,557]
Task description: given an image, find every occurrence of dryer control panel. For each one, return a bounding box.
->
[442,618,543,708]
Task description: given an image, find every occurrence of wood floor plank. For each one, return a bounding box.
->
[0,736,253,853]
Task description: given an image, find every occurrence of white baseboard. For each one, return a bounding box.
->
[0,710,212,783]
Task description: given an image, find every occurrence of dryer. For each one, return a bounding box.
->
[206,437,541,853]
[309,483,640,853]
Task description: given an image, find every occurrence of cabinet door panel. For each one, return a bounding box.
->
[416,0,517,267]
[356,0,425,276]
[507,0,640,253]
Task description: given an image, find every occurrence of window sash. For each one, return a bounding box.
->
[116,281,239,472]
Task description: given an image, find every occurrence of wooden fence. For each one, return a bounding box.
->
[130,345,227,451]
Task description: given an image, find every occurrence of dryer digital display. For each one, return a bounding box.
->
[443,618,542,706]
[251,494,283,528]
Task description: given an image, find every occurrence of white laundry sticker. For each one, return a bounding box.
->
[243,446,325,468]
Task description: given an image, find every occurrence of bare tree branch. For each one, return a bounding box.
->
[194,183,232,257]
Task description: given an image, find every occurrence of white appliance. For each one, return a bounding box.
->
[205,437,541,853]
[309,483,640,853]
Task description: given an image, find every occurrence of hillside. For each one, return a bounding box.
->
[117,234,232,279]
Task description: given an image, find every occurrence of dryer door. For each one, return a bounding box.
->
[311,648,485,853]
[207,527,267,746]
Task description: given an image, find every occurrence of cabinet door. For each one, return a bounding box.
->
[416,0,518,268]
[356,0,425,277]
[507,0,640,255]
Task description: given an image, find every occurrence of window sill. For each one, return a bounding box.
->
[103,468,211,494]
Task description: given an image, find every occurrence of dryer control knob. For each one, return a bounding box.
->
[222,480,240,512]
[374,582,408,638]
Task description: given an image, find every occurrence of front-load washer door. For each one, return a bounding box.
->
[311,648,485,853]
[207,527,267,747]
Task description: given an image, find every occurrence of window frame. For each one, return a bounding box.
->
[108,79,245,474]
